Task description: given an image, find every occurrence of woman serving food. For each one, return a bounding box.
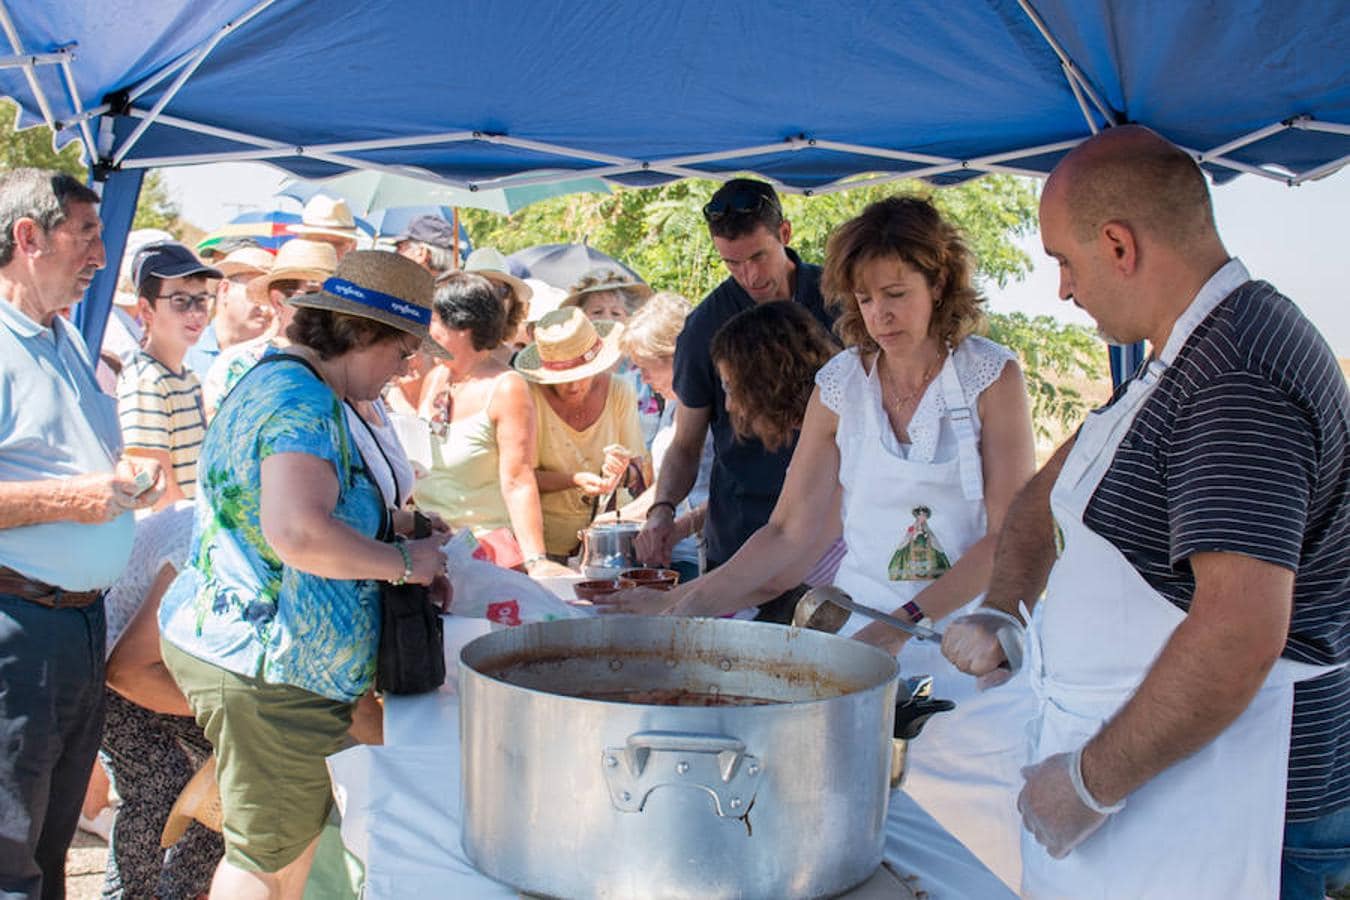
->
[598,196,1037,888]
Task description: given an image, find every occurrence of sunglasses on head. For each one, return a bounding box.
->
[157,292,212,314]
[702,187,780,222]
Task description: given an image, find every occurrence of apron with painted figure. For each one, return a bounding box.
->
[831,344,1030,891]
[1022,280,1338,899]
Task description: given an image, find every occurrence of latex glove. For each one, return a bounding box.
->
[941,607,1025,689]
[1018,748,1124,859]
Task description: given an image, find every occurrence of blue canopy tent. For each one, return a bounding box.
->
[2,0,1347,381]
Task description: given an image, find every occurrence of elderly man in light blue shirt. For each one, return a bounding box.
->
[0,168,165,899]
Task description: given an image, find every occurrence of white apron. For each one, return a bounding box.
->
[833,353,1031,891]
[1022,283,1337,899]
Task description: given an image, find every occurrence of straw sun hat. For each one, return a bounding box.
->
[288,195,360,241]
[287,249,450,358]
[512,306,624,384]
[245,238,337,303]
[215,245,274,279]
[561,268,653,310]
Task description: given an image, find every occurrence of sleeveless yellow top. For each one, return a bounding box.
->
[533,377,645,557]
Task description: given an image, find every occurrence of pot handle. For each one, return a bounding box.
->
[894,695,956,740]
[602,731,761,817]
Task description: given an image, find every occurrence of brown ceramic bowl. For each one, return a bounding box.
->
[618,568,680,591]
[572,580,622,603]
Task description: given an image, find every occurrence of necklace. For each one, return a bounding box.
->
[878,353,944,412]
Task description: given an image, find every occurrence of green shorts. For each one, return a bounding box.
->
[162,639,354,873]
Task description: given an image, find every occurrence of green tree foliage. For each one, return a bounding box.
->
[1,99,181,235]
[464,174,1106,430]
[987,312,1106,438]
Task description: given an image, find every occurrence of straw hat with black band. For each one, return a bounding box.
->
[286,249,450,359]
[512,306,624,384]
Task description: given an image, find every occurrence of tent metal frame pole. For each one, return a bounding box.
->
[0,0,59,131]
[57,56,98,163]
[1177,144,1294,184]
[112,0,277,166]
[0,49,69,69]
[1016,0,1119,126]
[1062,62,1101,133]
[1293,152,1350,185]
[1200,121,1291,161]
[1291,119,1350,136]
[474,133,713,182]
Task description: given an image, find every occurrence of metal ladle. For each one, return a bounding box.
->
[792,585,944,643]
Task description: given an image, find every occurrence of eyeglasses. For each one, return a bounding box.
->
[396,337,421,361]
[702,187,780,222]
[157,292,213,313]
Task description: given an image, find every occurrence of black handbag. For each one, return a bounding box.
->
[374,510,445,695]
[346,401,446,696]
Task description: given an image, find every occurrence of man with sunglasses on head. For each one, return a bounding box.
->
[118,241,221,510]
[636,178,836,620]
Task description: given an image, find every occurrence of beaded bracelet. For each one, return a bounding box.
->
[391,539,413,586]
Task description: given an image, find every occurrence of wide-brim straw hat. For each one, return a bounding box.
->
[512,306,624,384]
[561,272,653,310]
[161,756,222,846]
[287,249,450,359]
[288,195,360,241]
[215,245,274,279]
[245,238,337,303]
[459,247,532,305]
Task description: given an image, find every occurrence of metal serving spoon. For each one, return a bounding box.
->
[792,585,944,643]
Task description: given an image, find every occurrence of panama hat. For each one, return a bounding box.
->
[287,249,450,358]
[215,245,274,279]
[288,195,360,241]
[512,306,624,384]
[460,247,532,305]
[245,238,337,303]
[561,268,653,310]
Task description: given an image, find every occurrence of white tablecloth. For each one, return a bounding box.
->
[328,615,1014,899]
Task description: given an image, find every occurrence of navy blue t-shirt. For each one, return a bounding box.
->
[671,248,835,565]
[1084,278,1349,822]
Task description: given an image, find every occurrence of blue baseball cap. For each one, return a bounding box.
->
[132,241,222,290]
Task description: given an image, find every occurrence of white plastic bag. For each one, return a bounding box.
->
[443,531,590,626]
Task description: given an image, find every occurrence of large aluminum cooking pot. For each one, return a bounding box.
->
[576,520,643,578]
[459,616,949,899]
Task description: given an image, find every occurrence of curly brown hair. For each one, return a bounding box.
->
[710,301,837,452]
[287,306,405,360]
[822,195,986,352]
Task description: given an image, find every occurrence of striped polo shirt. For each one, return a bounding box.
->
[116,350,207,499]
[1084,271,1349,822]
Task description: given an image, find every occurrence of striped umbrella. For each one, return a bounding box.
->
[195,210,302,256]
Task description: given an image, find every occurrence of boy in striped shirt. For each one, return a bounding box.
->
[117,242,221,509]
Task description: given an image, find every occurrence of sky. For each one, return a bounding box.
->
[162,162,1350,355]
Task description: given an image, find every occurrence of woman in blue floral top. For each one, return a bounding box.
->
[159,251,448,898]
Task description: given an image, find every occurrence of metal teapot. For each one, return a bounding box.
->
[576,520,643,579]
